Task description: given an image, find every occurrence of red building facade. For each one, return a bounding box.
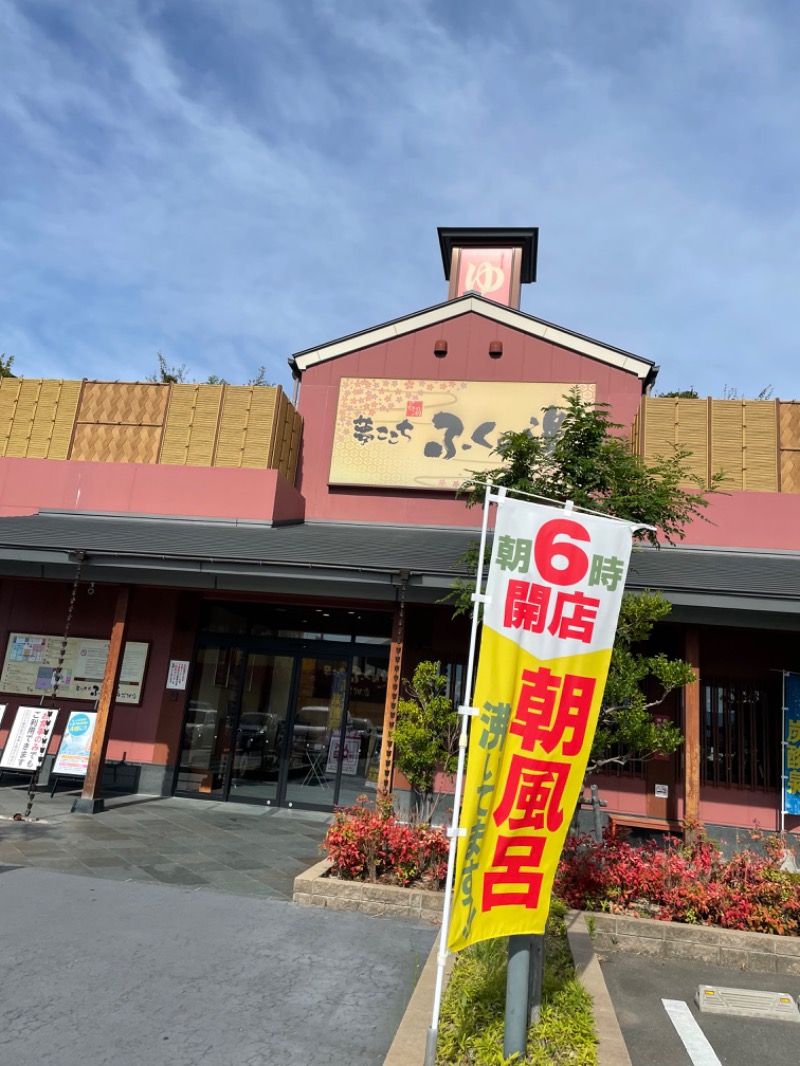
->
[0,227,797,839]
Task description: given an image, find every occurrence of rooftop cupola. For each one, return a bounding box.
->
[437,226,539,309]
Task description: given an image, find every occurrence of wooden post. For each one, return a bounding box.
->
[72,586,130,814]
[377,575,408,802]
[684,627,701,839]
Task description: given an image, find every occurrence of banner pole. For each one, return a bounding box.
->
[782,671,787,835]
[504,935,531,1058]
[424,482,500,1066]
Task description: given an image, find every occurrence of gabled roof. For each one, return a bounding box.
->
[290,292,658,385]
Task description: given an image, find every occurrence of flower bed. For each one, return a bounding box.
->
[556,825,800,936]
[322,795,448,889]
[293,858,445,921]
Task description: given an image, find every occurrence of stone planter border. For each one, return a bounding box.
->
[293,858,444,922]
[589,910,800,975]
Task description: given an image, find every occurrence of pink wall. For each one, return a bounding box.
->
[589,777,800,835]
[0,458,305,523]
[296,313,646,525]
[0,579,181,767]
[678,491,800,551]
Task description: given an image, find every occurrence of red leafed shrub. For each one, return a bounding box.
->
[322,795,449,888]
[555,825,800,936]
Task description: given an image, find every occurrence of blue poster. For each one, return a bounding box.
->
[784,674,800,816]
[52,711,96,777]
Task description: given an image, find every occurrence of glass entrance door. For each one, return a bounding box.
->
[176,645,389,809]
[176,645,242,797]
[284,656,349,807]
[229,652,294,803]
[176,646,294,802]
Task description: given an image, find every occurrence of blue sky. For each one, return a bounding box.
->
[2,0,799,396]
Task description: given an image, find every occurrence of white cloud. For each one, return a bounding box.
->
[0,0,798,397]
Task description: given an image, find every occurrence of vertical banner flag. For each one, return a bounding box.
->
[449,496,633,951]
[784,674,800,816]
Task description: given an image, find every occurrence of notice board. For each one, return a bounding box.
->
[0,633,149,705]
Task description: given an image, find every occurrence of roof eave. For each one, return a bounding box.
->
[291,294,656,382]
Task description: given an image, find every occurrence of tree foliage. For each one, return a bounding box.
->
[147,352,189,384]
[392,661,459,816]
[0,354,16,378]
[451,390,722,771]
[147,352,274,387]
[654,387,699,398]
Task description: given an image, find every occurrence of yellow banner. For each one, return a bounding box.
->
[449,496,632,952]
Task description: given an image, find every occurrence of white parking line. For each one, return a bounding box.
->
[662,999,722,1066]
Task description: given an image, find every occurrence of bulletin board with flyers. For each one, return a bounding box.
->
[0,633,149,705]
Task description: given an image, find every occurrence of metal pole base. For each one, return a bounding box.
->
[423,1026,438,1066]
[504,935,531,1059]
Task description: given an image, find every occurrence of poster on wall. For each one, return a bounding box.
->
[166,661,190,690]
[0,705,59,772]
[52,711,97,778]
[328,379,595,490]
[0,634,149,704]
[326,733,361,776]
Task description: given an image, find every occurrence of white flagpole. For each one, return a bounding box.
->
[424,482,502,1066]
[782,671,787,835]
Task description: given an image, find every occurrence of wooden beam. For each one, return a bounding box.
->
[683,628,701,838]
[72,586,130,814]
[378,582,408,801]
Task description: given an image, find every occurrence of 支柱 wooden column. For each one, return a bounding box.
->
[377,574,409,801]
[72,585,130,814]
[683,627,701,838]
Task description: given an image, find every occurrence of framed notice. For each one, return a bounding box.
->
[0,705,58,772]
[0,633,149,705]
[166,660,190,690]
[52,711,97,778]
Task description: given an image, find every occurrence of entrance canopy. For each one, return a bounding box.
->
[0,511,797,622]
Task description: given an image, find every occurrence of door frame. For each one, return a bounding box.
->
[174,634,389,811]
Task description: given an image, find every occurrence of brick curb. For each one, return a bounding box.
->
[292,858,444,922]
[383,933,453,1066]
[588,911,800,975]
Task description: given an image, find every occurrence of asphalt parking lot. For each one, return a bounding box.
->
[602,952,800,1065]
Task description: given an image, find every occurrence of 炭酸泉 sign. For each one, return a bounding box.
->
[449,495,632,951]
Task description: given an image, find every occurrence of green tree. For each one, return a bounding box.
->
[147,352,189,384]
[247,366,271,386]
[654,387,699,398]
[392,661,459,819]
[451,390,722,772]
[147,353,273,387]
[0,354,15,378]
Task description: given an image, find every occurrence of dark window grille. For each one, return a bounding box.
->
[701,679,780,790]
[593,748,646,780]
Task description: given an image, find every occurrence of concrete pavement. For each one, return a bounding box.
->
[0,784,329,899]
[0,864,436,1066]
[602,952,800,1066]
